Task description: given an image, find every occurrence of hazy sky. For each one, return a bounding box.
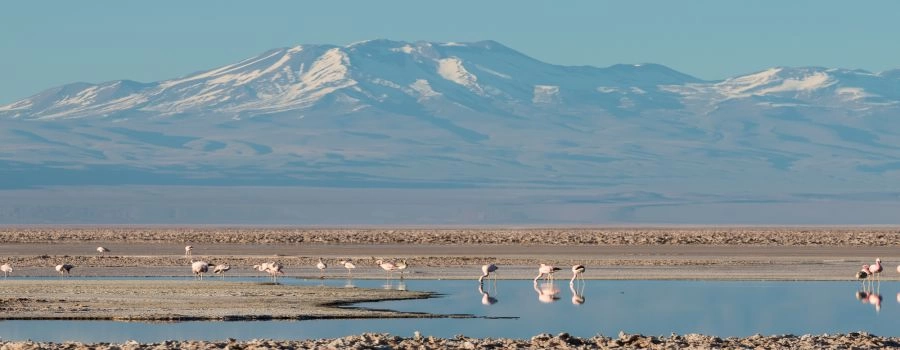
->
[2,0,898,104]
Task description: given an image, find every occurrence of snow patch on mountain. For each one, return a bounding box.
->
[437,57,484,95]
[532,85,560,104]
[410,79,440,98]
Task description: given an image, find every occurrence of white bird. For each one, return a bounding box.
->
[339,260,356,277]
[191,260,209,280]
[535,263,561,282]
[184,245,193,258]
[479,264,499,284]
[316,258,327,279]
[570,264,586,284]
[396,260,408,279]
[255,262,283,283]
[1,263,12,278]
[96,246,110,255]
[55,263,74,277]
[213,264,231,278]
[375,259,397,279]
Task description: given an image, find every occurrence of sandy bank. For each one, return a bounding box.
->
[0,280,433,321]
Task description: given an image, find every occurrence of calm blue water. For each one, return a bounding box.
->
[0,278,895,342]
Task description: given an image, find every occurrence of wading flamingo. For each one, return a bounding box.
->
[254,262,283,283]
[316,258,327,279]
[191,260,209,280]
[396,260,408,279]
[1,263,11,278]
[339,260,356,277]
[375,259,397,279]
[55,263,74,277]
[479,264,498,284]
[570,264,586,284]
[213,264,231,278]
[534,263,561,282]
[184,245,193,258]
[869,258,883,282]
[96,246,110,255]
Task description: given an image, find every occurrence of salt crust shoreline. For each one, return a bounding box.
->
[2,332,899,349]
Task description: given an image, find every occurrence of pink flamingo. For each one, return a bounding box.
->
[857,264,870,286]
[375,259,397,279]
[479,264,498,284]
[534,263,561,282]
[868,258,883,282]
[570,265,585,284]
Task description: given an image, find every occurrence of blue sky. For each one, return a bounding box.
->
[2,0,898,104]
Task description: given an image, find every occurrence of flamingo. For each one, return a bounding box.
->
[868,258,883,282]
[1,263,11,278]
[534,263,561,282]
[191,260,209,280]
[255,262,283,283]
[316,258,327,279]
[375,259,397,279]
[396,260,408,279]
[479,264,498,284]
[96,246,110,255]
[184,245,193,258]
[55,263,74,277]
[570,264,586,284]
[339,260,356,277]
[213,264,231,278]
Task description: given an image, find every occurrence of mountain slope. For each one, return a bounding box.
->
[1,39,900,200]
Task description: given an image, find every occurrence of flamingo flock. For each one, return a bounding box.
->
[7,243,899,316]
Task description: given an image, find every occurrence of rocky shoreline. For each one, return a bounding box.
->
[3,227,900,245]
[2,332,899,349]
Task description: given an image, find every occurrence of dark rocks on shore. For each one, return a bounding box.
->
[3,332,900,349]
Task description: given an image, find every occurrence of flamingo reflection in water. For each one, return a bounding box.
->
[478,283,498,305]
[855,280,882,313]
[533,280,560,303]
[569,280,585,305]
[381,279,407,291]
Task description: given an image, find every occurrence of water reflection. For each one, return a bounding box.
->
[478,283,498,305]
[855,280,882,312]
[533,280,560,303]
[569,281,585,305]
[381,279,407,291]
[8,279,900,342]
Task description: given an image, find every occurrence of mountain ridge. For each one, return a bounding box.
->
[1,39,900,196]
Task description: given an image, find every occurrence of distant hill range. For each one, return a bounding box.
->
[2,39,900,211]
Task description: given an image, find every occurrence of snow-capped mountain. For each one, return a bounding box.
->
[2,39,900,201]
[0,40,702,121]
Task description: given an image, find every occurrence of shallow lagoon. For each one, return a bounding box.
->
[0,278,895,342]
